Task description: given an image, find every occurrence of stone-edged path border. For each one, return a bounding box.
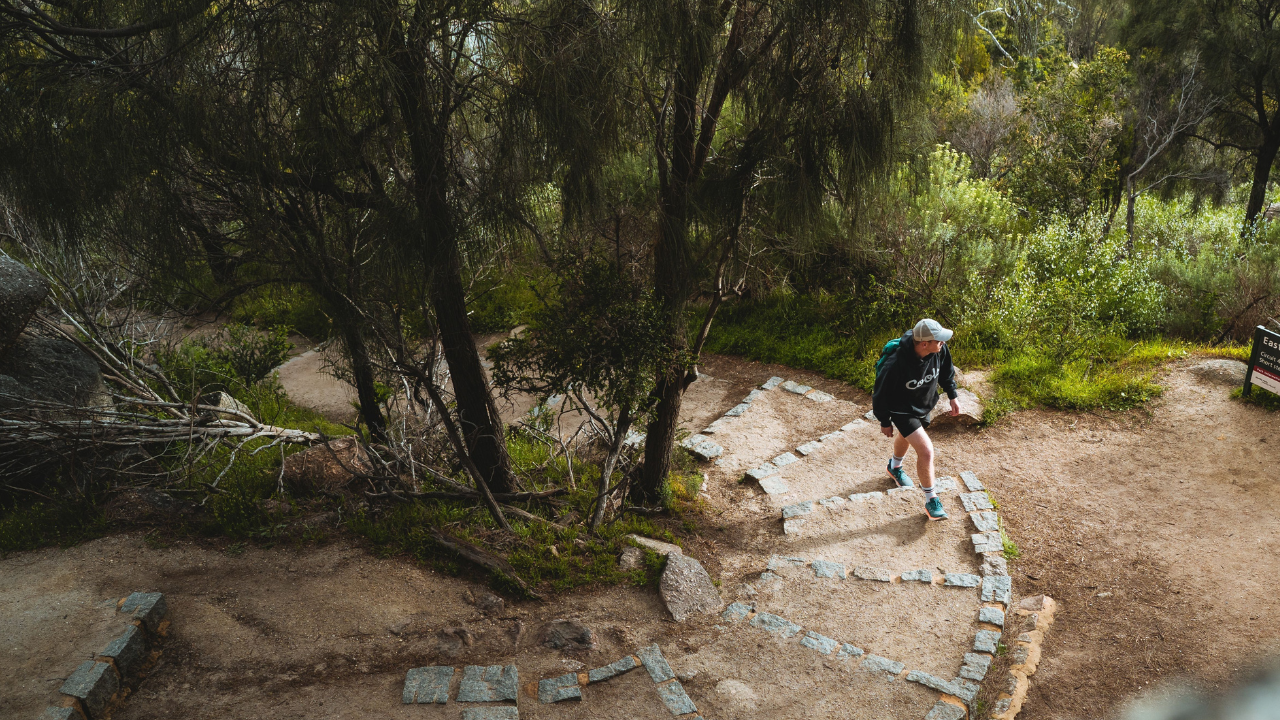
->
[401,643,708,719]
[40,591,170,720]
[680,375,838,463]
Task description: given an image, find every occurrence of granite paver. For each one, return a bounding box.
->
[973,629,1001,654]
[538,673,582,703]
[959,652,993,681]
[119,592,167,632]
[860,654,905,675]
[960,492,994,512]
[654,680,697,715]
[588,656,639,683]
[637,644,675,682]
[960,471,984,491]
[403,666,454,704]
[748,612,802,638]
[944,573,981,588]
[60,660,119,718]
[979,606,1006,626]
[457,665,518,702]
[800,631,839,654]
[901,569,933,583]
[982,575,1013,605]
[810,560,846,579]
[854,567,891,582]
[99,624,146,677]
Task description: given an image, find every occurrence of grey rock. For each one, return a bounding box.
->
[702,418,731,434]
[979,606,1006,627]
[950,678,980,702]
[744,464,778,482]
[886,486,914,497]
[848,491,883,502]
[781,501,812,519]
[762,376,784,390]
[749,612,802,638]
[99,624,146,678]
[627,535,682,556]
[906,670,954,694]
[842,420,868,431]
[1190,359,1249,386]
[835,644,864,660]
[860,654,905,675]
[983,575,1013,605]
[758,476,790,495]
[457,665,518,702]
[925,701,967,720]
[723,403,751,418]
[780,380,811,395]
[1018,632,1034,642]
[982,554,1009,577]
[721,602,753,623]
[744,389,763,403]
[462,708,519,720]
[538,672,582,703]
[959,652,993,681]
[1011,645,1031,663]
[929,387,983,426]
[795,441,821,456]
[59,661,118,718]
[403,666,454,704]
[959,492,994,512]
[40,707,85,720]
[473,591,505,616]
[811,560,846,579]
[758,571,781,583]
[119,592,167,633]
[588,655,639,683]
[973,629,1001,654]
[935,476,958,492]
[766,555,806,570]
[817,496,846,508]
[619,546,644,570]
[638,644,675,682]
[901,569,933,583]
[807,390,835,402]
[772,452,799,467]
[0,256,48,352]
[680,434,723,460]
[783,517,806,535]
[660,553,722,622]
[970,511,1000,533]
[655,680,698,715]
[801,631,838,655]
[539,619,595,651]
[864,410,877,421]
[944,573,981,588]
[0,335,107,410]
[960,470,984,492]
[854,567,891,582]
[972,531,1002,550]
[993,698,1013,715]
[819,431,844,441]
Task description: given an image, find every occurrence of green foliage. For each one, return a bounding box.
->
[469,269,549,334]
[233,285,333,339]
[158,324,294,395]
[0,496,105,556]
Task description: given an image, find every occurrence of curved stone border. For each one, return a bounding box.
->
[42,592,170,720]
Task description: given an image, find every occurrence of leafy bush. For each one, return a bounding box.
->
[158,324,293,395]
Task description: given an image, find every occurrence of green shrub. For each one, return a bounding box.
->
[232,284,333,339]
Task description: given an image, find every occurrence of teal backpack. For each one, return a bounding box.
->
[874,338,902,377]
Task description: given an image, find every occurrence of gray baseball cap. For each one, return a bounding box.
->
[912,318,953,342]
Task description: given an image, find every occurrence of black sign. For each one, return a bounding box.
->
[1244,325,1280,397]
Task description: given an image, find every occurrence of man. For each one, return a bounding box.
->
[871,318,961,521]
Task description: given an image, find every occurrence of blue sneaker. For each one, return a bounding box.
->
[925,497,948,521]
[886,462,913,488]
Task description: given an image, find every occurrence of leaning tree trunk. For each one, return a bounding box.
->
[1243,134,1280,233]
[326,294,388,443]
[1125,174,1138,254]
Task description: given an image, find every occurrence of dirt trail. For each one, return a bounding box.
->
[2,355,1277,720]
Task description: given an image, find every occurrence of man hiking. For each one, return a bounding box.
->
[871,318,961,521]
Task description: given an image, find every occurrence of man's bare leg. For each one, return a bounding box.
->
[902,427,935,491]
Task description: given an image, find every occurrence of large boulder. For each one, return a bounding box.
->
[929,387,983,427]
[0,334,108,409]
[659,553,722,622]
[0,256,48,354]
[281,436,373,494]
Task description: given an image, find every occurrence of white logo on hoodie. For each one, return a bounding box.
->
[906,368,938,390]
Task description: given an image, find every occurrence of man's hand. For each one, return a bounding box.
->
[949,398,961,417]
[880,426,893,437]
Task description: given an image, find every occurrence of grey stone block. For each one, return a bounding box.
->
[982,554,1009,577]
[758,476,789,494]
[848,491,883,502]
[975,541,1003,554]
[780,380,811,395]
[886,486,914,497]
[959,492,994,512]
[680,435,724,461]
[960,470,984,491]
[767,555,806,570]
[762,376,784,390]
[982,575,1012,605]
[800,631,838,654]
[935,476,958,492]
[854,567,891,582]
[970,511,999,533]
[900,569,933,583]
[59,660,118,718]
[973,629,1001,654]
[972,531,1002,551]
[403,666,453,704]
[119,592,167,633]
[959,652,993,681]
[638,644,675,682]
[944,573,981,588]
[817,496,845,508]
[99,624,146,678]
[783,518,806,534]
[462,708,519,720]
[538,673,582,703]
[772,452,799,467]
[743,389,763,403]
[811,560,846,579]
[745,464,778,481]
[40,707,85,720]
[993,698,1013,714]
[588,655,639,683]
[807,390,834,402]
[458,665,518,702]
[781,501,813,519]
[950,678,980,702]
[905,670,953,693]
[723,403,751,417]
[835,644,864,660]
[655,680,697,715]
[748,612,802,638]
[860,654,904,675]
[925,701,967,720]
[720,602,753,623]
[702,418,730,434]
[863,410,877,421]
[758,571,781,583]
[1011,644,1031,663]
[795,441,821,456]
[979,606,1006,627]
[628,535,683,556]
[819,431,843,441]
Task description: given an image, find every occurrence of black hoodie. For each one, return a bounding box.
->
[871,330,958,426]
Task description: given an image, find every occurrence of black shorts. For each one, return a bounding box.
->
[890,414,930,437]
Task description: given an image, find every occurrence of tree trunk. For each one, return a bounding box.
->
[1125,174,1138,254]
[591,406,631,529]
[335,306,387,443]
[1244,134,1280,232]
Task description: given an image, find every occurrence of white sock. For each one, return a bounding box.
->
[923,485,938,500]
[890,455,904,469]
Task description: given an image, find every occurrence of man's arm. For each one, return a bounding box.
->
[939,345,958,399]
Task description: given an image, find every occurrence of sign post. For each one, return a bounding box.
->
[1244,325,1280,397]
